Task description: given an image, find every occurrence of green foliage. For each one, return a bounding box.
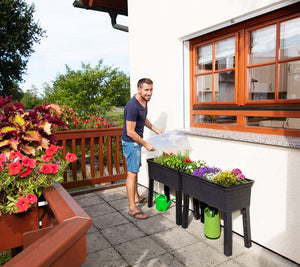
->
[43,60,130,116]
[0,251,12,265]
[20,86,43,109]
[0,0,45,97]
[154,151,191,170]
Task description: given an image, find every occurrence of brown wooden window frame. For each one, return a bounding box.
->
[190,3,300,137]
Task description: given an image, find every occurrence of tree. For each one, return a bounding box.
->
[20,85,43,109]
[0,0,45,97]
[43,60,130,115]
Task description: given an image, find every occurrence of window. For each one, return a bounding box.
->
[190,5,300,136]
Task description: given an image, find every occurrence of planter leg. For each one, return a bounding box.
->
[223,211,232,257]
[164,185,170,201]
[200,202,207,224]
[182,193,189,228]
[193,198,200,220]
[242,207,252,248]
[148,178,154,208]
[176,190,182,226]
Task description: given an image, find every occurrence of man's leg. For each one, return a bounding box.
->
[126,171,147,219]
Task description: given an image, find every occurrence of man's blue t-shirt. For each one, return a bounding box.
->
[122,96,147,142]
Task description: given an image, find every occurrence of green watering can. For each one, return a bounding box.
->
[204,206,220,239]
[155,193,175,211]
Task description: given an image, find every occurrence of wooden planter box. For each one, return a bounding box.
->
[180,171,254,211]
[0,206,39,252]
[3,182,92,267]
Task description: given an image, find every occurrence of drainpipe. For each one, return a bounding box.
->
[73,1,128,33]
[109,12,128,33]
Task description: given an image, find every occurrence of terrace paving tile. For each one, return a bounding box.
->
[74,184,298,267]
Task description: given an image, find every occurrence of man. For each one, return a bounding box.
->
[122,78,163,219]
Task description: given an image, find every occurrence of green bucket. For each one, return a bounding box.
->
[204,206,220,239]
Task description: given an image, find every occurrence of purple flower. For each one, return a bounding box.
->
[193,167,221,179]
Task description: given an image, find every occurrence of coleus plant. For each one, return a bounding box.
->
[0,96,77,215]
[0,95,67,155]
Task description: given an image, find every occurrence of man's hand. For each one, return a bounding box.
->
[144,142,155,151]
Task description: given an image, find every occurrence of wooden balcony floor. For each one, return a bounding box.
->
[73,185,297,267]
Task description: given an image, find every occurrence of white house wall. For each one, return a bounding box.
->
[128,0,300,263]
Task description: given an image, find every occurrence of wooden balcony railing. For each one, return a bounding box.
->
[55,127,127,191]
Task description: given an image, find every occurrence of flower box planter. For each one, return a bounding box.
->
[147,158,182,225]
[0,206,39,252]
[180,171,254,211]
[180,171,254,257]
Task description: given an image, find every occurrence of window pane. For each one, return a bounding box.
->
[196,75,213,102]
[215,37,235,70]
[247,117,300,130]
[196,44,212,73]
[248,65,275,100]
[193,115,237,124]
[280,17,300,59]
[279,60,300,99]
[249,25,276,64]
[215,71,235,101]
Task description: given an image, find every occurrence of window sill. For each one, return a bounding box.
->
[183,128,300,149]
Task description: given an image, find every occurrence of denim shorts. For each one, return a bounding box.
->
[122,140,142,173]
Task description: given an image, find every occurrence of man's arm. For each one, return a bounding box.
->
[126,120,155,151]
[145,118,164,134]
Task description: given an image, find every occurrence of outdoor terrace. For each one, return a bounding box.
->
[73,184,297,267]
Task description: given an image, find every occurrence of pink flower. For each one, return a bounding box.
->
[74,120,79,125]
[65,152,77,162]
[9,161,23,175]
[20,168,33,178]
[69,108,73,113]
[16,196,30,213]
[26,194,38,204]
[21,156,36,168]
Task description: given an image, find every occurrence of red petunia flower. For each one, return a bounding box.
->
[20,168,33,178]
[9,151,23,160]
[45,144,62,156]
[41,154,52,162]
[21,156,36,168]
[9,161,23,175]
[0,153,6,165]
[26,194,37,204]
[48,163,59,174]
[65,152,77,162]
[40,164,52,174]
[16,196,30,213]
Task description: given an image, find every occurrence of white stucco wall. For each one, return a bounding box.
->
[128,0,300,263]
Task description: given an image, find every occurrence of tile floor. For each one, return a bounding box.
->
[72,185,298,267]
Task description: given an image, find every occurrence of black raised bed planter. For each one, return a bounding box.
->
[180,171,254,257]
[147,158,182,225]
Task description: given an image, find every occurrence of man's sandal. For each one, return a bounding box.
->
[128,211,148,219]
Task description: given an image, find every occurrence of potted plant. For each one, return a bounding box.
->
[0,96,77,251]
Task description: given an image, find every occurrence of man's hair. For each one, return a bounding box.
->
[137,78,153,88]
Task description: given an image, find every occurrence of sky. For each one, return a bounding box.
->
[21,0,129,95]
